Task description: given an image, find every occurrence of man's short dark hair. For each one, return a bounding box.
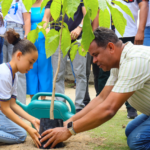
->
[93,27,120,48]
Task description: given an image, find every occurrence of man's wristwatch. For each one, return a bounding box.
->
[78,24,83,28]
[67,122,76,135]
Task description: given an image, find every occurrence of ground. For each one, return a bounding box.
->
[0,82,130,150]
[0,132,105,150]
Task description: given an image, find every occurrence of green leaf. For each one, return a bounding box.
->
[48,32,59,43]
[50,0,61,21]
[107,2,126,37]
[1,0,13,17]
[45,29,60,58]
[40,0,50,13]
[98,0,107,11]
[36,21,47,36]
[65,0,80,20]
[62,0,67,14]
[61,28,71,57]
[38,21,46,27]
[71,41,77,46]
[78,46,87,56]
[83,0,98,21]
[27,29,38,43]
[81,9,95,51]
[38,27,47,37]
[99,9,110,28]
[112,0,135,22]
[40,28,46,37]
[70,44,78,61]
[22,0,36,12]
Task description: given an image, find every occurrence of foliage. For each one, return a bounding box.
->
[1,0,135,58]
[61,28,71,57]
[27,29,39,44]
[83,0,98,21]
[70,44,78,61]
[1,0,13,17]
[81,8,95,52]
[98,0,107,11]
[64,0,80,20]
[50,0,61,21]
[112,0,135,22]
[107,1,127,36]
[22,0,36,12]
[45,29,60,58]
[27,21,46,43]
[40,0,50,13]
[99,8,110,29]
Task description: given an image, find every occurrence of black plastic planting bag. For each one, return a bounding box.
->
[39,118,64,149]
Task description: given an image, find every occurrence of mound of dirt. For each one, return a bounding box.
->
[0,132,105,150]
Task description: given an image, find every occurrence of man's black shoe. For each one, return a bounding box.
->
[127,107,138,119]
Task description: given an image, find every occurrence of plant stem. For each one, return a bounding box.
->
[50,16,65,120]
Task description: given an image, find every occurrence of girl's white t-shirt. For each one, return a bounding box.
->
[5,0,29,25]
[0,12,6,35]
[114,0,140,38]
[0,63,18,104]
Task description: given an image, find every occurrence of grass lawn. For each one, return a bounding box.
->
[89,110,135,150]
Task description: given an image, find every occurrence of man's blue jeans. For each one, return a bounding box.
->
[0,37,4,64]
[125,114,150,150]
[143,26,150,46]
[0,111,27,144]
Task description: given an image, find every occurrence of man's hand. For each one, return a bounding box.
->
[26,126,41,148]
[40,127,72,148]
[70,26,82,40]
[31,118,40,132]
[134,30,144,45]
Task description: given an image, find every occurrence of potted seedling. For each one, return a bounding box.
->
[38,14,66,149]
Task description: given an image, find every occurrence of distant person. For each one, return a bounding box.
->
[26,0,53,100]
[0,12,6,64]
[2,0,31,104]
[0,29,41,148]
[143,0,150,46]
[68,56,76,89]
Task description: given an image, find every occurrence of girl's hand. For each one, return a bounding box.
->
[27,126,41,148]
[31,118,40,132]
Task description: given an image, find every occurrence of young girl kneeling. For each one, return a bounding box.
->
[0,29,41,148]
